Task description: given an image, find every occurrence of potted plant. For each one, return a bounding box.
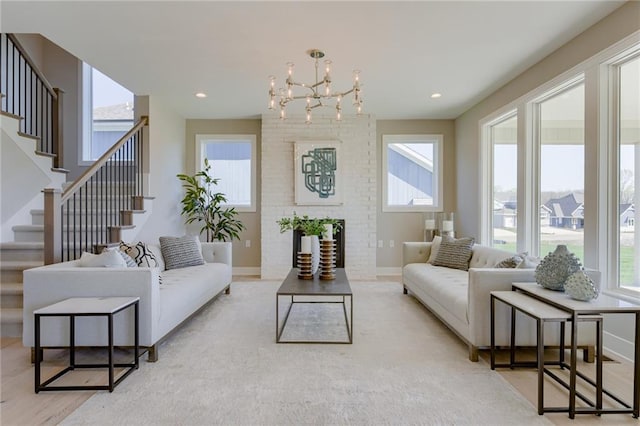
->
[177,159,245,242]
[276,212,342,237]
[277,212,342,274]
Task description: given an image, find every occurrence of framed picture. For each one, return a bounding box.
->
[294,140,343,205]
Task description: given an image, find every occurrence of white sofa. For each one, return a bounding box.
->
[23,242,232,362]
[402,242,597,362]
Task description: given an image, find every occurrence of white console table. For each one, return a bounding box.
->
[34,296,139,393]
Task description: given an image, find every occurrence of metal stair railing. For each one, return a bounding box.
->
[1,33,63,167]
[44,116,148,264]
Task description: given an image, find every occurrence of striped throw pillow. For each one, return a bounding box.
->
[159,235,205,270]
[432,236,475,271]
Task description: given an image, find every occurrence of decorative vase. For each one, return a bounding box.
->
[310,235,320,275]
[319,239,336,280]
[564,270,599,301]
[535,244,582,291]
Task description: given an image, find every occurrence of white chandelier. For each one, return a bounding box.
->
[268,49,362,123]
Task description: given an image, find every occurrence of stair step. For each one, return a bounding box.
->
[12,225,43,242]
[1,283,23,309]
[51,167,70,174]
[0,260,43,283]
[1,308,23,338]
[0,242,44,261]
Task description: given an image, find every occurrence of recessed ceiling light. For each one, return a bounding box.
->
[430,93,442,99]
[195,92,207,98]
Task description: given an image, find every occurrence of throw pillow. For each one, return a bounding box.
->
[427,235,443,264]
[78,250,127,268]
[102,247,137,267]
[120,241,161,268]
[517,255,541,269]
[495,255,521,268]
[159,235,205,270]
[432,236,475,271]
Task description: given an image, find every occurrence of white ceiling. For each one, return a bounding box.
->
[1,1,626,120]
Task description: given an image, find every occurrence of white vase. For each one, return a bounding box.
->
[310,235,320,275]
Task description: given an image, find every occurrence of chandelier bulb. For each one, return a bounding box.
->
[287,62,294,76]
[306,108,312,124]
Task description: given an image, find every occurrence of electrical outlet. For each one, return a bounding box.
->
[378,240,383,248]
[389,240,395,248]
[245,240,251,248]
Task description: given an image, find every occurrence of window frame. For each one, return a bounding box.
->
[605,47,640,296]
[480,110,518,248]
[80,63,134,165]
[381,134,444,212]
[195,134,257,213]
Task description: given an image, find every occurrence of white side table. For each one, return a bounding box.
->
[34,296,139,393]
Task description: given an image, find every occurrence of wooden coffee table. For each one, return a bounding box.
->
[276,268,353,344]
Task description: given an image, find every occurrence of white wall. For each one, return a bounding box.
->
[261,114,377,280]
[134,96,187,243]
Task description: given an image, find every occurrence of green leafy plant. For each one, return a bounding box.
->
[177,159,245,242]
[276,212,342,237]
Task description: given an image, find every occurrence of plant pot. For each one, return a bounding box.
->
[310,235,320,275]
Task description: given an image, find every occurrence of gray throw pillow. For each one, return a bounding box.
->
[432,236,475,271]
[159,235,205,270]
[495,255,522,269]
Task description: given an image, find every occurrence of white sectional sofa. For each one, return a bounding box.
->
[402,241,597,361]
[23,241,232,362]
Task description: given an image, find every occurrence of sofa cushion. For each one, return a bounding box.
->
[159,235,205,270]
[404,263,469,326]
[432,236,474,271]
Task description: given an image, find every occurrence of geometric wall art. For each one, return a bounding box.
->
[294,140,343,205]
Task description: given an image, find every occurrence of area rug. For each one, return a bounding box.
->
[61,281,550,425]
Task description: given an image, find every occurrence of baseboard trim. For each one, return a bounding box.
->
[603,330,633,363]
[377,267,402,276]
[233,267,261,276]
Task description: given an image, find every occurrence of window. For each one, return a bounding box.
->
[382,134,443,212]
[535,80,585,262]
[82,64,134,163]
[195,134,257,212]
[616,53,639,289]
[487,113,518,250]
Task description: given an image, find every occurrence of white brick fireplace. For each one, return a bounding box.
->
[261,114,377,280]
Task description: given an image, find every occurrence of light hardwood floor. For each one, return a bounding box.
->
[3,277,639,425]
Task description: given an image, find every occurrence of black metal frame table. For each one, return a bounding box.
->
[490,290,603,415]
[513,282,640,418]
[34,296,140,393]
[276,268,353,344]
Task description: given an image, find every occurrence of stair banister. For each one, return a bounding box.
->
[1,34,64,167]
[43,116,149,264]
[60,117,148,201]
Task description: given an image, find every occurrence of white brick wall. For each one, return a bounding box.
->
[261,113,377,280]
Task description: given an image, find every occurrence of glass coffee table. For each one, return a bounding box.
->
[276,268,353,344]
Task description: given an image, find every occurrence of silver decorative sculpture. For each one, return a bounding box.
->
[535,245,582,291]
[564,270,599,301]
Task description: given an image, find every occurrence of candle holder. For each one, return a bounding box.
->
[424,212,438,242]
[297,252,313,279]
[319,239,336,280]
[440,212,455,238]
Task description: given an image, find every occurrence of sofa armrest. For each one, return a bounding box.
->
[201,241,232,266]
[402,242,432,267]
[467,268,537,345]
[23,264,160,347]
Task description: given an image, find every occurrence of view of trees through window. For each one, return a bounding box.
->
[618,55,638,288]
[491,114,518,248]
[537,83,585,263]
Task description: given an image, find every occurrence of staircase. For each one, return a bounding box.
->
[0,112,152,338]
